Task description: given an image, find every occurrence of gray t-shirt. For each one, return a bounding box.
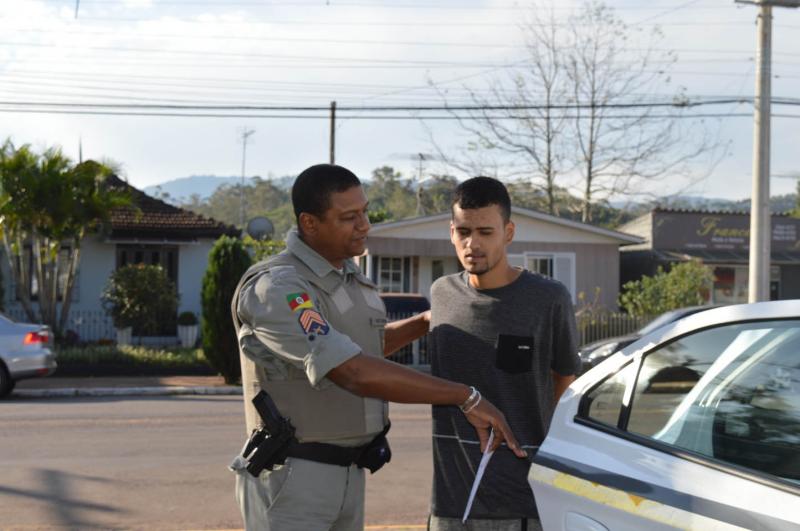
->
[428,270,580,519]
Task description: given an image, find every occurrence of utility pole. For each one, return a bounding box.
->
[239,127,255,228]
[416,153,425,216]
[329,101,336,164]
[737,0,799,302]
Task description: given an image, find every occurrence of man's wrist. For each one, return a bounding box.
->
[458,386,481,413]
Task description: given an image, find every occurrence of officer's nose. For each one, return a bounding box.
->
[357,211,370,232]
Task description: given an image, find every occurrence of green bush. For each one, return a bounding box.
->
[55,345,212,376]
[202,236,252,384]
[619,260,713,317]
[177,311,198,326]
[102,264,178,335]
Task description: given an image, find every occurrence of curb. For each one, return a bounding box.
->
[13,386,244,399]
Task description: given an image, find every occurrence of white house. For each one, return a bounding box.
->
[3,174,239,341]
[361,207,642,309]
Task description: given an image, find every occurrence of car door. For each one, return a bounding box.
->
[529,317,800,531]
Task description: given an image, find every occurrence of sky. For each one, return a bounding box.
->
[1,0,799,202]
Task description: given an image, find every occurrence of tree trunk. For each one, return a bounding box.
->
[2,232,35,321]
[58,238,82,336]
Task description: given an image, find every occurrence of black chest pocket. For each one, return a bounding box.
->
[495,334,534,374]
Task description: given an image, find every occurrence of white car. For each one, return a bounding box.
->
[0,313,56,397]
[529,300,800,530]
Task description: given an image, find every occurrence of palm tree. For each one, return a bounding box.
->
[0,140,131,337]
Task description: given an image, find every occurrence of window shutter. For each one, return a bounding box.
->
[553,254,576,303]
[508,254,525,268]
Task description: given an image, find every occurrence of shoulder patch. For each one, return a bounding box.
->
[286,292,314,312]
[298,308,330,338]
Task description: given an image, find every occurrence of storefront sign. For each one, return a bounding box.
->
[653,212,800,251]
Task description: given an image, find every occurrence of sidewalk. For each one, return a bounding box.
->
[13,375,242,398]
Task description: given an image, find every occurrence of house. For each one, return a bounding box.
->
[618,208,800,303]
[3,174,239,341]
[360,207,642,310]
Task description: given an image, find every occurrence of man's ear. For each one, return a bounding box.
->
[298,212,317,236]
[505,220,515,244]
[449,221,456,245]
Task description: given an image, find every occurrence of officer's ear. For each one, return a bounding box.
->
[298,212,318,236]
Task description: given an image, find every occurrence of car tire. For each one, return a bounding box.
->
[0,363,14,398]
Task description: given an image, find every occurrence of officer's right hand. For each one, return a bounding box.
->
[463,398,527,458]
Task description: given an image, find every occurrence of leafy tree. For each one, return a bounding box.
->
[433,0,722,222]
[0,140,131,336]
[101,264,179,339]
[202,236,252,384]
[243,235,286,261]
[793,180,800,218]
[619,261,713,317]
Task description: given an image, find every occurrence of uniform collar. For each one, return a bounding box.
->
[286,230,359,279]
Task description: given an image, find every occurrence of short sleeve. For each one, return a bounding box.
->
[237,266,362,387]
[550,285,581,376]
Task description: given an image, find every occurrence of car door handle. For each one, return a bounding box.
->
[565,512,610,531]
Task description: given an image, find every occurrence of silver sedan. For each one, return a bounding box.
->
[0,313,56,397]
[530,300,800,530]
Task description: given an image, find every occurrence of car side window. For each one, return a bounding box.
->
[627,320,800,483]
[581,362,637,428]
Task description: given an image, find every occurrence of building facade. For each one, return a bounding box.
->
[619,209,800,303]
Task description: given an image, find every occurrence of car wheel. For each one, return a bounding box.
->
[0,363,14,398]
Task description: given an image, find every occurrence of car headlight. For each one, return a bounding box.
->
[584,342,620,362]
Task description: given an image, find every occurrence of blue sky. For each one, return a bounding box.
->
[1,0,799,201]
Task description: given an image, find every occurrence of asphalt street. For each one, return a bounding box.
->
[0,396,433,530]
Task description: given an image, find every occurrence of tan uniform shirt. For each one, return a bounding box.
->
[235,230,388,446]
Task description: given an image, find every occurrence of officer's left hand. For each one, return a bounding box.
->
[463,398,527,458]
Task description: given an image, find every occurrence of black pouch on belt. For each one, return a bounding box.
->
[355,421,392,474]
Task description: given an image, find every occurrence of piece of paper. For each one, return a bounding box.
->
[462,429,495,523]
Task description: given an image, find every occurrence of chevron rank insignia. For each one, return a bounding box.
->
[287,292,314,312]
[298,309,330,337]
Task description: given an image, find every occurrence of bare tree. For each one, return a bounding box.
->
[430,1,723,222]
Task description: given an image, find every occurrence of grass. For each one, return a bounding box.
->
[54,345,216,376]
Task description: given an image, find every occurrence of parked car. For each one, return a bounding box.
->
[529,300,800,530]
[0,313,56,397]
[379,292,430,315]
[578,305,722,373]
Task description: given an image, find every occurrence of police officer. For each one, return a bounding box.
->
[231,164,526,531]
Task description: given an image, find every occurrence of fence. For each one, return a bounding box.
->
[386,311,430,368]
[576,312,652,346]
[6,307,116,342]
[386,311,653,369]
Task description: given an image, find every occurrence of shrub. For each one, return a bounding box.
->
[619,260,713,317]
[102,264,179,336]
[177,311,198,326]
[202,236,252,384]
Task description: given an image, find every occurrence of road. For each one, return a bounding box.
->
[0,396,433,530]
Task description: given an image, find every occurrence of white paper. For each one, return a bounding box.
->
[462,429,495,523]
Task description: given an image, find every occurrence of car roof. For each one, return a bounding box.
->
[620,300,800,360]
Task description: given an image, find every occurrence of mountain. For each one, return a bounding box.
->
[144,175,294,203]
[610,194,798,215]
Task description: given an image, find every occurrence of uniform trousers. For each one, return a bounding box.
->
[235,457,365,531]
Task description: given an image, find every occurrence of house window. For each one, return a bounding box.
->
[527,256,553,278]
[378,257,404,292]
[116,245,178,286]
[432,260,445,283]
[509,252,576,302]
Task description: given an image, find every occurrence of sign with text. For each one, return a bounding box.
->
[653,212,800,252]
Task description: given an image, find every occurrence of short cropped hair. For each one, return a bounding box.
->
[292,164,361,222]
[452,176,511,223]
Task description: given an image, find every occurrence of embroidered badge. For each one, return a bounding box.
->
[298,309,330,336]
[286,292,314,312]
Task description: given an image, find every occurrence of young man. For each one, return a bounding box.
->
[230,164,526,531]
[428,177,581,531]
